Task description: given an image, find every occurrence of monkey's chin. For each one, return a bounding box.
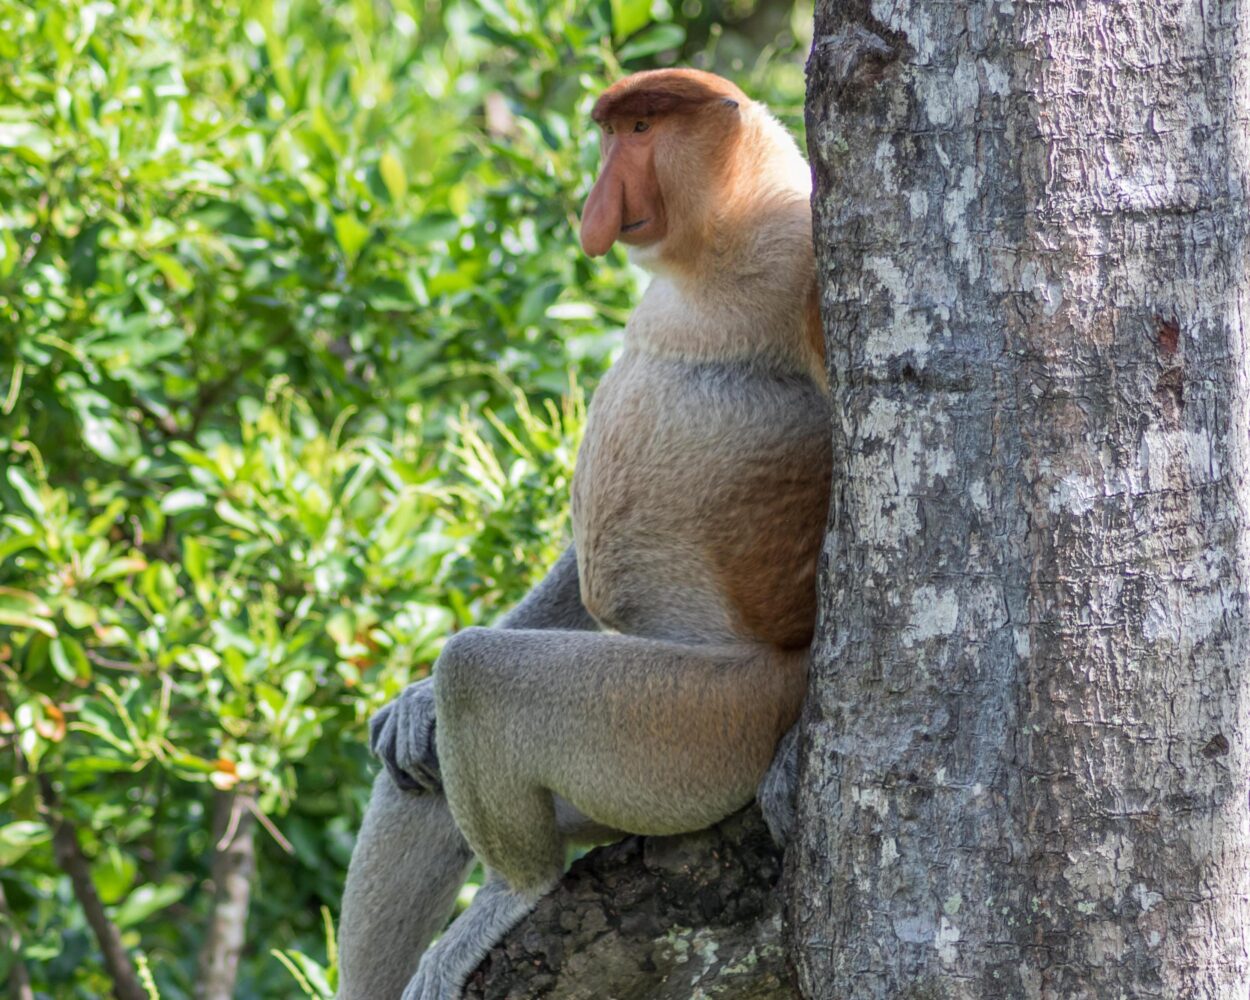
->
[625,241,665,271]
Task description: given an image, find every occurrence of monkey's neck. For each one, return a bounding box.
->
[625,204,819,376]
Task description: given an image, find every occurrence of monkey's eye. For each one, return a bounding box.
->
[604,124,615,135]
[633,120,650,133]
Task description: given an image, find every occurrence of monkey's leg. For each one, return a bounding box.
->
[757,722,801,847]
[338,546,599,999]
[400,872,539,1000]
[336,775,474,1000]
[434,626,807,882]
[390,630,803,1000]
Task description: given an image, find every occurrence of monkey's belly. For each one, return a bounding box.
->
[571,354,831,647]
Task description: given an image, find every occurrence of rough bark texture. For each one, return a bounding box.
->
[465,808,797,1000]
[797,1,1250,997]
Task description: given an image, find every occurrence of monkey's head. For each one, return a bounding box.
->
[580,69,755,262]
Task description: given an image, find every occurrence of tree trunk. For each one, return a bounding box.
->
[466,808,796,999]
[39,776,148,1000]
[195,791,257,1000]
[796,1,1250,997]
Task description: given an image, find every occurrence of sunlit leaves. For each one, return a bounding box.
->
[0,0,809,994]
[0,822,51,866]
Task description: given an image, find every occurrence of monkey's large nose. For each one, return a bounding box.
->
[581,167,625,257]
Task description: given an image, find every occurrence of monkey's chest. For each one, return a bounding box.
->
[570,355,830,646]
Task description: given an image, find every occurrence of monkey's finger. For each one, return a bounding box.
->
[382,754,427,793]
[368,702,397,757]
[408,757,443,794]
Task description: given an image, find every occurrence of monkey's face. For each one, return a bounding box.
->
[582,70,750,262]
[580,117,669,258]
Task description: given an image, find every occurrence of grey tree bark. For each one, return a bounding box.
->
[465,808,796,1000]
[796,1,1250,997]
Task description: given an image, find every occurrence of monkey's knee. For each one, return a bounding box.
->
[432,626,494,720]
[431,629,564,892]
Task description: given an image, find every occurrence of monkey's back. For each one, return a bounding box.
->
[571,351,831,649]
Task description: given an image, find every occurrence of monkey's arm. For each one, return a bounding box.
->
[373,544,596,793]
[338,546,597,997]
[497,544,599,631]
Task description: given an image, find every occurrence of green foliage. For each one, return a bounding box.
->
[0,0,809,996]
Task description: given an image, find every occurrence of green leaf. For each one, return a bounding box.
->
[546,302,597,321]
[0,588,51,617]
[183,535,208,584]
[610,0,652,42]
[0,122,53,165]
[215,499,260,534]
[66,385,142,466]
[333,214,370,264]
[161,488,208,514]
[63,755,135,777]
[618,22,685,61]
[62,598,99,629]
[50,636,92,683]
[111,881,188,930]
[6,467,44,515]
[0,821,51,866]
[92,847,138,904]
[0,588,56,637]
[379,152,407,202]
[95,555,148,581]
[152,252,194,294]
[272,948,334,998]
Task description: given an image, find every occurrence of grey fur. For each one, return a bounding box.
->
[370,546,599,798]
[337,775,474,1000]
[385,626,804,999]
[757,722,800,848]
[371,678,441,793]
[399,875,542,1000]
[432,626,805,889]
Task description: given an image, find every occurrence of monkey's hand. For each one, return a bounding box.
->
[757,724,800,848]
[370,678,442,794]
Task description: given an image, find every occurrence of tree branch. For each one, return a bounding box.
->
[465,807,797,1000]
[37,776,147,1000]
[0,880,34,1000]
[194,790,257,1000]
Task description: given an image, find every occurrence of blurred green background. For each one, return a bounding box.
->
[0,0,810,996]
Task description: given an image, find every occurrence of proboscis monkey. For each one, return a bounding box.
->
[337,69,830,1000]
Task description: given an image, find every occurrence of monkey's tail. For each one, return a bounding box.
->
[337,773,475,1000]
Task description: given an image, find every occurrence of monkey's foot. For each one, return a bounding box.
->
[371,677,442,793]
[757,724,800,848]
[400,878,540,1000]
